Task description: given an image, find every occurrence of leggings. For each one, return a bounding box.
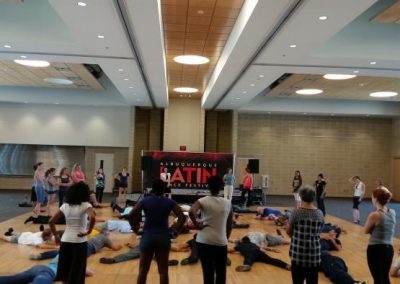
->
[367,244,393,284]
[197,242,227,284]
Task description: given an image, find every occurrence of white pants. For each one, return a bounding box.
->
[224,185,233,200]
[293,192,301,202]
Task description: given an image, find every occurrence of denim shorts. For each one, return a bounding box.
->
[140,233,170,252]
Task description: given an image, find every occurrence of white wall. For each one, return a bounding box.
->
[0,103,130,147]
[163,98,204,152]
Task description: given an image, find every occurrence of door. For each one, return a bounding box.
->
[95,153,114,193]
[393,158,400,201]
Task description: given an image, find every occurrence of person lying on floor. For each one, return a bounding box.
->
[255,207,283,220]
[320,251,366,284]
[390,252,400,278]
[29,230,122,260]
[320,230,342,251]
[229,236,291,272]
[0,228,57,249]
[0,255,93,284]
[99,234,231,266]
[230,230,289,249]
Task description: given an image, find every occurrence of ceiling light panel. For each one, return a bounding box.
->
[323,74,357,80]
[173,55,210,65]
[295,88,323,95]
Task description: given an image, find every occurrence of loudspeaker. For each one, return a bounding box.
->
[141,156,153,171]
[248,159,259,174]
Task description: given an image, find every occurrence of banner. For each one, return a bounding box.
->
[142,151,234,190]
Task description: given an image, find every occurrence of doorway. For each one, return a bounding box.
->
[95,153,114,193]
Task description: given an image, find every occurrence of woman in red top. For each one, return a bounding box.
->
[71,163,86,184]
[241,168,253,207]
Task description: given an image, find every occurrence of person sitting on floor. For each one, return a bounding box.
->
[230,236,291,272]
[89,190,107,208]
[0,228,57,249]
[320,251,366,284]
[0,255,93,284]
[255,207,283,220]
[29,231,122,260]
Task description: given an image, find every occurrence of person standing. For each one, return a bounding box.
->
[292,170,302,208]
[33,162,46,216]
[364,187,396,284]
[241,168,253,207]
[49,182,95,284]
[315,174,327,216]
[115,167,129,202]
[71,163,86,184]
[350,176,365,224]
[189,176,233,284]
[128,179,185,284]
[286,186,324,284]
[223,168,235,200]
[45,168,58,216]
[160,167,172,198]
[94,168,105,203]
[58,167,72,207]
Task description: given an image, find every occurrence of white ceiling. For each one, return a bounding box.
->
[0,0,399,116]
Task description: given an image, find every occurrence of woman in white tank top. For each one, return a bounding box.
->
[350,176,365,224]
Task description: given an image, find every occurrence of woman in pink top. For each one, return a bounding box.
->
[241,168,253,207]
[71,163,86,184]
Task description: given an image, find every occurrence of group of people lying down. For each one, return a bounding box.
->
[1,203,399,284]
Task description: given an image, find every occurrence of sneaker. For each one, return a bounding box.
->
[235,265,251,272]
[4,227,13,236]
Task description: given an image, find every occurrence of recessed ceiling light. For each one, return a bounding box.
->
[14,60,50,67]
[77,2,87,6]
[259,75,264,78]
[369,91,398,98]
[370,61,376,65]
[55,102,60,105]
[188,95,192,98]
[250,83,255,87]
[174,87,198,93]
[353,70,359,74]
[303,112,307,115]
[3,44,11,48]
[197,10,204,15]
[180,95,183,97]
[230,102,235,105]
[318,16,328,20]
[296,89,323,95]
[242,91,247,94]
[359,83,364,87]
[44,77,74,85]
[23,101,28,104]
[323,74,357,80]
[290,44,297,48]
[118,68,124,72]
[173,55,210,65]
[267,112,271,114]
[236,97,241,100]
[97,35,105,39]
[20,55,27,59]
[123,78,129,81]
[129,86,134,89]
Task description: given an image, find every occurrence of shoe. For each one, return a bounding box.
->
[226,258,231,266]
[39,225,44,231]
[99,257,115,264]
[4,227,13,236]
[235,265,251,272]
[353,220,360,224]
[276,229,283,236]
[168,259,179,266]
[180,258,197,265]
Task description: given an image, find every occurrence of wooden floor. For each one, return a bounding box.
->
[0,204,399,284]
